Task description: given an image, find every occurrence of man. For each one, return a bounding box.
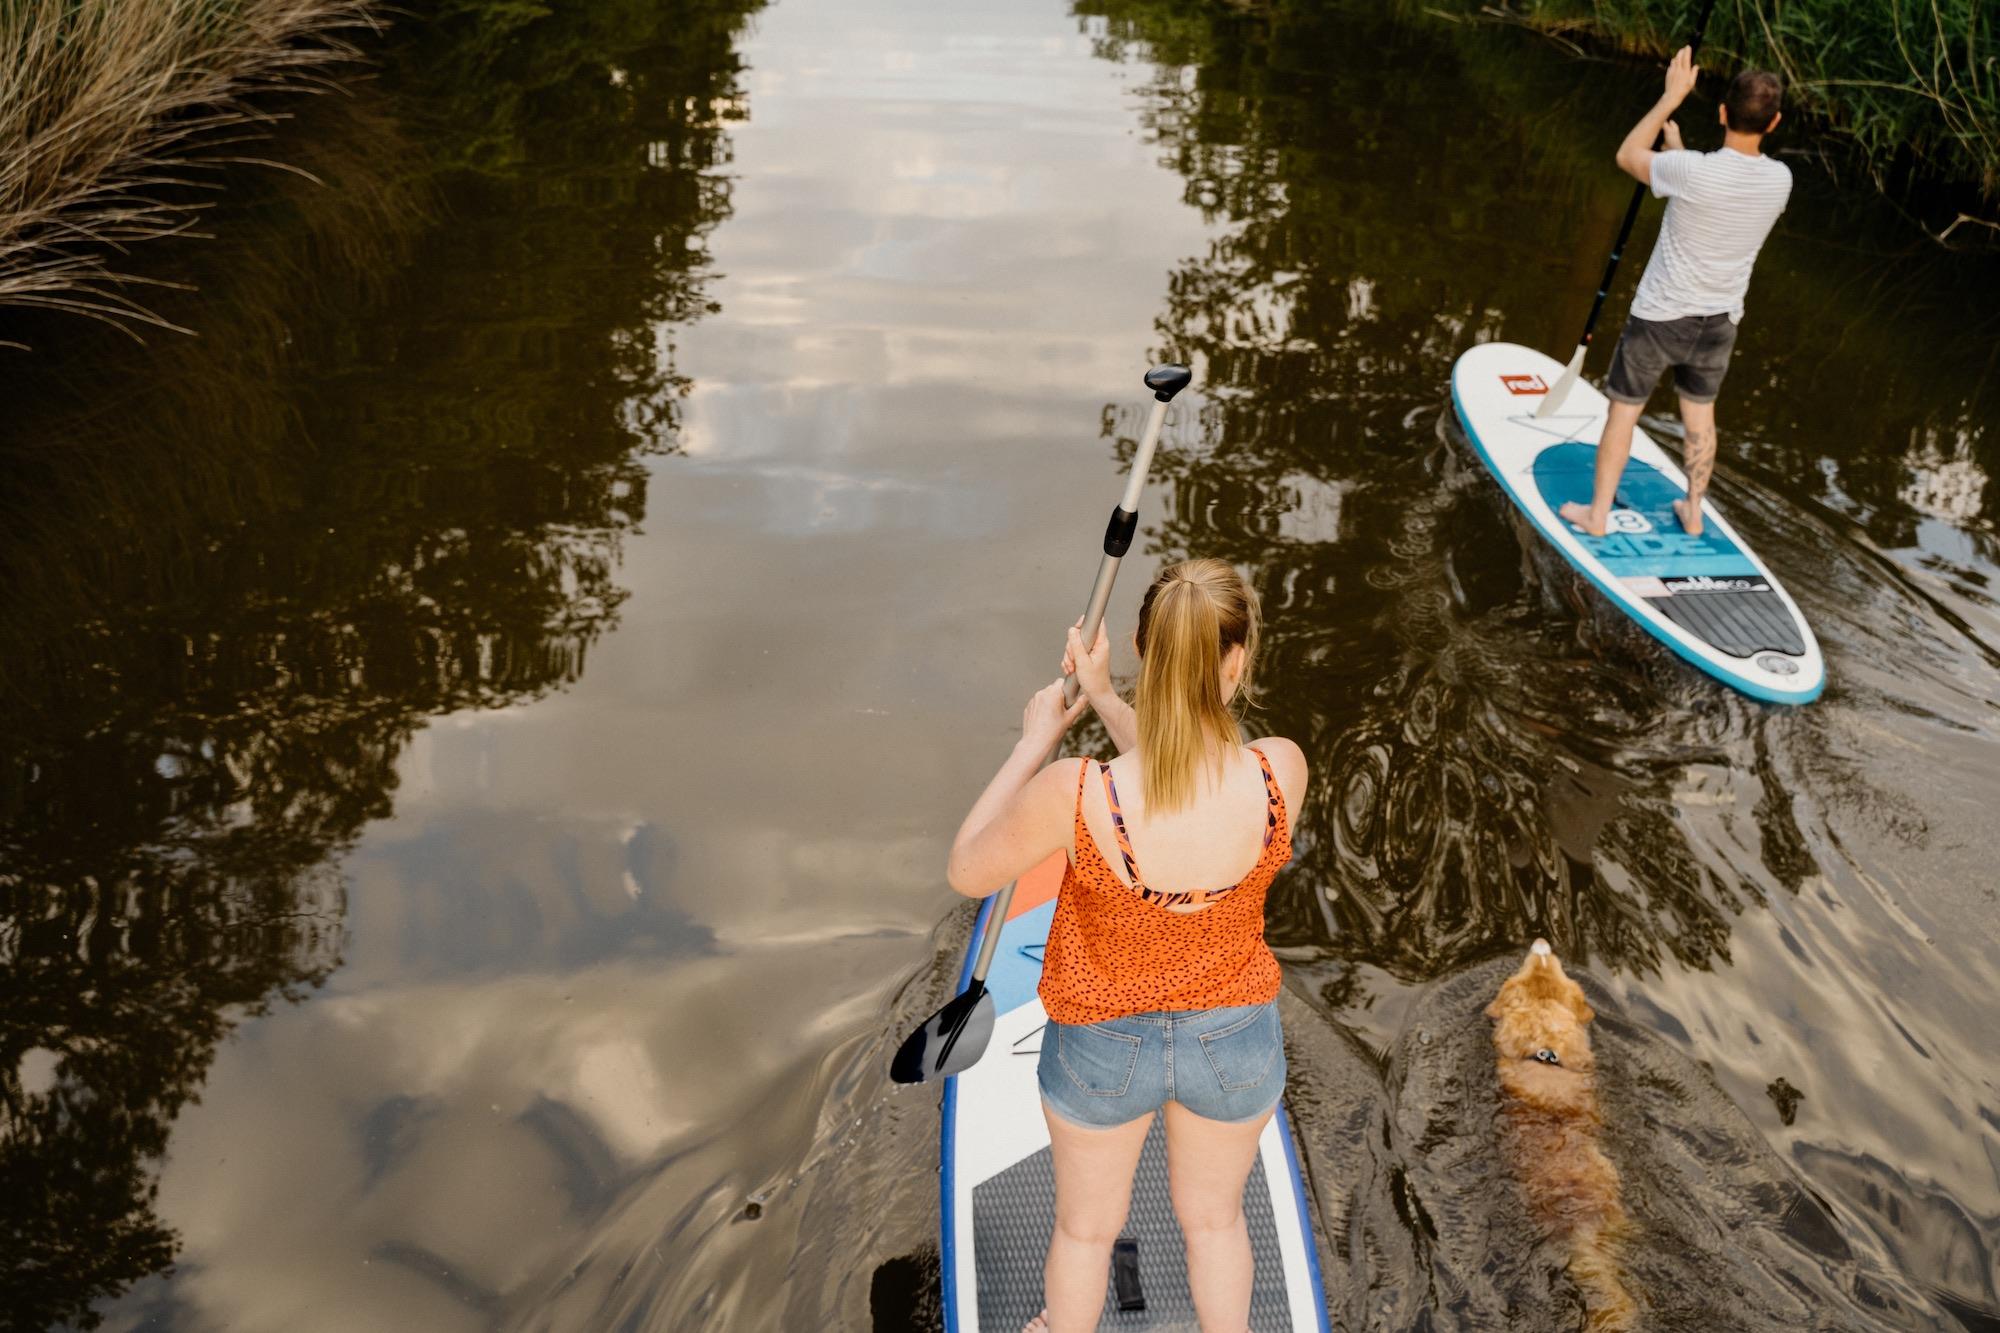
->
[1559,49,1789,538]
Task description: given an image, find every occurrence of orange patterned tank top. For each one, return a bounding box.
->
[1038,747,1291,1025]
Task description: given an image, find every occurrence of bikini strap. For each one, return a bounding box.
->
[1249,746,1281,848]
[1097,763,1150,892]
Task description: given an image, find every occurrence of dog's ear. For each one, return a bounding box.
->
[1483,997,1503,1019]
[1568,991,1595,1025]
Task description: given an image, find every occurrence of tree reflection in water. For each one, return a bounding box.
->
[1073,2,1997,1324]
[0,1,762,1323]
[1073,0,1783,993]
[1075,0,1998,994]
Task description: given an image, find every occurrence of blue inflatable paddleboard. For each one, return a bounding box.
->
[940,853,1330,1330]
[1451,341,1823,703]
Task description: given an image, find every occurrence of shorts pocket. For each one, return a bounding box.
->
[1198,1005,1279,1092]
[1056,1021,1142,1098]
[1695,315,1738,366]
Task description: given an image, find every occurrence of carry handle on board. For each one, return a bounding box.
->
[888,363,1192,1086]
[1537,0,1719,418]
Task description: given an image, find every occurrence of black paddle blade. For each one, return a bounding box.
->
[890,982,995,1084]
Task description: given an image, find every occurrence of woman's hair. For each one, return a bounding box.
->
[1133,558,1260,812]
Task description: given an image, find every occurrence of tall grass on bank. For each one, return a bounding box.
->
[0,0,374,340]
[1474,0,1998,228]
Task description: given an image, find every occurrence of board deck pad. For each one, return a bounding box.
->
[1650,587,1805,656]
[942,853,1329,1332]
[1450,342,1823,702]
[973,1119,1293,1330]
[1532,443,1757,579]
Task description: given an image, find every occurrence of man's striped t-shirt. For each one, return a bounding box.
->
[1629,147,1791,324]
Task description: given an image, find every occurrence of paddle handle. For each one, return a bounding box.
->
[1066,394,1169,706]
[967,384,1181,986]
[1537,0,1718,419]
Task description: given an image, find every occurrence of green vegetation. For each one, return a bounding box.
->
[0,0,373,337]
[1470,0,1999,222]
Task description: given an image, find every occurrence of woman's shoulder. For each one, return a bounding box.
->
[1038,755,1093,788]
[1244,736,1308,799]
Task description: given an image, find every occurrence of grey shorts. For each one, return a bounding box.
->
[1604,311,1739,405]
[1037,1002,1285,1128]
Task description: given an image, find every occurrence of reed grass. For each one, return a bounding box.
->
[0,0,375,340]
[1474,0,1998,216]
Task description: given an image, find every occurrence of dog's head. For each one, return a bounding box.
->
[1486,940,1597,1112]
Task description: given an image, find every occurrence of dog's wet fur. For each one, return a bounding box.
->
[1487,939,1635,1331]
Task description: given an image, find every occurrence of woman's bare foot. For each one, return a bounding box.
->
[1559,500,1608,537]
[1022,1309,1050,1332]
[1671,497,1704,535]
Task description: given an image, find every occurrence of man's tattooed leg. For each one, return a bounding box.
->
[1674,399,1718,536]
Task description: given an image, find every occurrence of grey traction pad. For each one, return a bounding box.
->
[971,1115,1295,1330]
[1647,588,1806,658]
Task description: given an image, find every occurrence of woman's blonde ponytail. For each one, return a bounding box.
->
[1134,559,1260,812]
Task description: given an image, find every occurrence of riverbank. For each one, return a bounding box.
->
[0,0,373,342]
[1461,0,1998,239]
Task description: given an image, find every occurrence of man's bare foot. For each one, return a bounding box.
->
[1022,1310,1050,1332]
[1558,500,1608,537]
[1672,497,1704,535]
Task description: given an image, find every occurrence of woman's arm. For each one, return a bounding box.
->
[1064,621,1137,754]
[946,680,1088,898]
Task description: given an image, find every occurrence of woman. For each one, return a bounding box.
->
[946,558,1308,1333]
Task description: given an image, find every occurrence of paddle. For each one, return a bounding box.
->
[1536,0,1720,419]
[889,362,1193,1086]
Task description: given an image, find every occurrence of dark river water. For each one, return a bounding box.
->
[4,0,1997,1329]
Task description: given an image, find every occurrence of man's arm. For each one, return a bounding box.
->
[1616,45,1699,185]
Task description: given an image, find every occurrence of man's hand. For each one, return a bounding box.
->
[1619,45,1699,183]
[1663,45,1698,107]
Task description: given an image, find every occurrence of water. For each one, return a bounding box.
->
[1,0,1995,1329]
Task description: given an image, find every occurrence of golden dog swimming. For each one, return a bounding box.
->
[1486,939,1635,1331]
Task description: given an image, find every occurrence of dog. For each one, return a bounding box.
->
[1486,939,1635,1332]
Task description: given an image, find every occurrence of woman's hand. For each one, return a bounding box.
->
[1062,618,1113,700]
[1021,677,1090,755]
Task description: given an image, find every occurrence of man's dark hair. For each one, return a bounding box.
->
[1724,69,1784,133]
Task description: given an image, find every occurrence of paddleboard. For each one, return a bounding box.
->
[1450,341,1823,704]
[940,852,1330,1331]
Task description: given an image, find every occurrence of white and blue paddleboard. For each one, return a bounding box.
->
[941,853,1330,1331]
[1450,341,1823,704]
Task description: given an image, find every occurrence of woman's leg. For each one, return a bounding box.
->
[1163,1098,1273,1333]
[1035,1102,1154,1333]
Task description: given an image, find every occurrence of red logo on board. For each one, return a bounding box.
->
[1500,374,1548,395]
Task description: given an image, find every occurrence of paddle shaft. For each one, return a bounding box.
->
[1536,0,1718,419]
[965,394,1174,987]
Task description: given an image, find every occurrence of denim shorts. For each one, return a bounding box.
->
[1037,1001,1285,1128]
[1604,311,1739,405]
